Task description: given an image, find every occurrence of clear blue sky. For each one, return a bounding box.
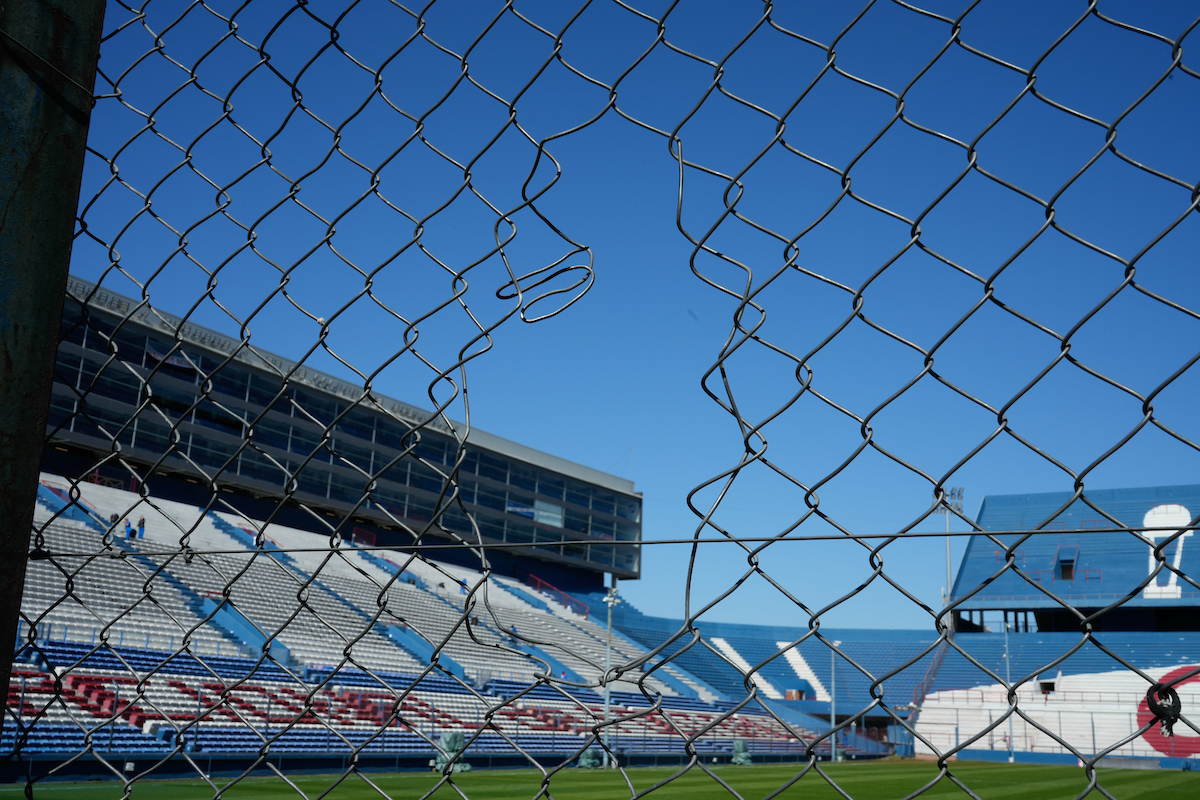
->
[72,0,1200,628]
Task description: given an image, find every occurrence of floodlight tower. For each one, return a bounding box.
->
[830,640,841,761]
[937,488,964,612]
[603,580,618,768]
[1003,620,1015,763]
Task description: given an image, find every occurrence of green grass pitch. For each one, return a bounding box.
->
[0,760,1195,799]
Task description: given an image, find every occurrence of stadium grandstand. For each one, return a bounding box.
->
[9,279,888,780]
[10,278,1197,776]
[19,476,882,772]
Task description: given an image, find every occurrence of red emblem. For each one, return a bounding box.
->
[1138,665,1200,756]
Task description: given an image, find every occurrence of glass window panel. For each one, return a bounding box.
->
[616,521,639,541]
[415,438,447,465]
[589,545,615,567]
[86,313,114,339]
[474,484,505,511]
[371,486,407,517]
[197,353,225,375]
[535,541,561,556]
[590,517,615,540]
[406,496,434,523]
[295,467,329,498]
[331,439,373,472]
[408,462,443,493]
[537,475,564,500]
[478,515,505,541]
[336,409,375,441]
[328,473,363,503]
[505,521,533,543]
[509,465,536,492]
[60,305,86,345]
[91,365,140,405]
[84,404,133,439]
[75,404,125,441]
[456,480,476,505]
[616,497,640,522]
[189,436,237,468]
[253,418,291,451]
[591,492,616,515]
[477,452,507,482]
[194,399,244,435]
[84,311,113,345]
[111,327,146,362]
[293,388,340,426]
[459,450,478,474]
[146,342,200,381]
[248,373,281,406]
[78,356,98,387]
[47,395,76,429]
[565,484,590,508]
[262,394,292,418]
[375,417,414,451]
[54,351,81,386]
[564,510,588,534]
[379,461,409,487]
[134,420,171,452]
[148,381,195,419]
[210,365,249,401]
[506,493,535,519]
[443,508,471,533]
[116,427,134,447]
[72,412,103,441]
[615,549,638,571]
[238,450,288,486]
[534,500,563,528]
[289,425,329,462]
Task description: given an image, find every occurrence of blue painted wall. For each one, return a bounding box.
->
[956,484,1200,610]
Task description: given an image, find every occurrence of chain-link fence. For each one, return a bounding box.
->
[4,0,1200,797]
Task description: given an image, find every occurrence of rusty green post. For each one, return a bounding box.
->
[0,1,106,703]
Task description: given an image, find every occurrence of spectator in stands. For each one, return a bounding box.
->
[109,512,119,526]
[459,579,467,595]
[123,520,134,539]
[136,516,145,539]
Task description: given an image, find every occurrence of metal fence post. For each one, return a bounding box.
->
[0,1,106,699]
